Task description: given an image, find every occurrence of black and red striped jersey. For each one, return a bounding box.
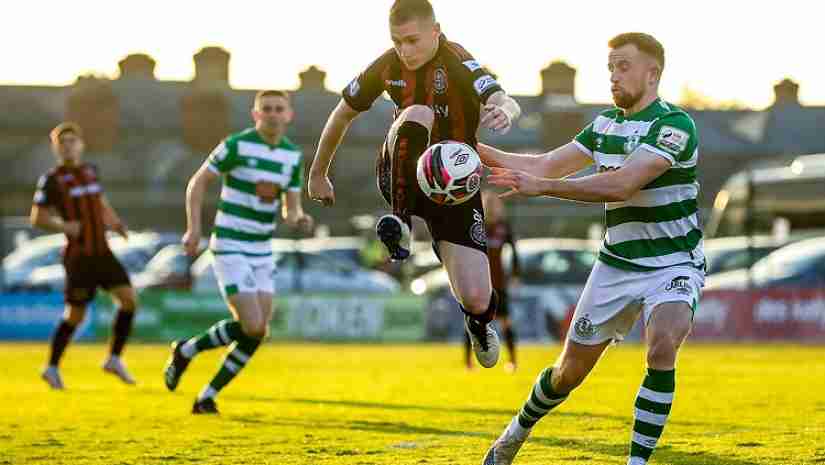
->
[33,163,110,257]
[342,34,503,148]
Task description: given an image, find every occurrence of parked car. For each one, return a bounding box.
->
[703,236,784,275]
[14,232,179,292]
[131,243,201,291]
[707,153,825,238]
[2,234,65,290]
[417,238,599,341]
[298,236,366,268]
[191,248,400,294]
[705,236,825,291]
[411,238,599,296]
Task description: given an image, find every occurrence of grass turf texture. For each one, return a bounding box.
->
[1,343,823,465]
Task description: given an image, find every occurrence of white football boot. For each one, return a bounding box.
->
[482,416,531,465]
[103,355,136,385]
[464,315,500,368]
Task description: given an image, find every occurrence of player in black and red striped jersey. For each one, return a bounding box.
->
[309,0,521,368]
[30,122,138,389]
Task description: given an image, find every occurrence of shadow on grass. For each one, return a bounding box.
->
[232,396,734,429]
[224,415,762,465]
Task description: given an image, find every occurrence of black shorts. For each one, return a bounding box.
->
[376,137,487,255]
[63,252,131,305]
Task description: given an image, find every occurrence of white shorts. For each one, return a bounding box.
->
[213,253,275,300]
[568,260,704,345]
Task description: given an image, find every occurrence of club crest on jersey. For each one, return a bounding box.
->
[466,173,481,192]
[574,315,596,339]
[624,134,641,154]
[433,68,448,95]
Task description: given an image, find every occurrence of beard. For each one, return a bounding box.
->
[612,88,643,109]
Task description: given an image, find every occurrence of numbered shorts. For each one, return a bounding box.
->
[213,253,275,300]
[568,260,705,345]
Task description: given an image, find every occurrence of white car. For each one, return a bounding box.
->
[191,247,400,295]
[416,238,600,341]
[16,232,178,292]
[2,234,66,290]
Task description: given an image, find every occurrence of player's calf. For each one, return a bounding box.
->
[483,367,569,464]
[193,333,262,410]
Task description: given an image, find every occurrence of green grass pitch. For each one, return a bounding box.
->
[1,343,823,464]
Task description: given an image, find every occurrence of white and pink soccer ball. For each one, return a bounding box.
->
[416,141,483,206]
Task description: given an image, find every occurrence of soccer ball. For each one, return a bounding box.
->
[416,141,483,206]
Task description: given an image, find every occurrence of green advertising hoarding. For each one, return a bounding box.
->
[95,291,426,342]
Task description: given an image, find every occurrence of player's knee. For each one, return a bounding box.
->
[398,105,434,129]
[119,295,138,313]
[64,307,87,325]
[458,287,490,315]
[240,320,267,339]
[646,331,684,367]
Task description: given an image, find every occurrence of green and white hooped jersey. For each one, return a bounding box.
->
[574,99,704,272]
[206,128,303,257]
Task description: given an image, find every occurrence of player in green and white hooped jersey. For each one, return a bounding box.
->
[479,34,702,465]
[164,90,313,415]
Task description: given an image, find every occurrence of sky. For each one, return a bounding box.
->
[3,0,823,109]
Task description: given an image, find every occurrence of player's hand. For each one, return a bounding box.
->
[285,212,315,234]
[296,213,314,233]
[182,229,201,257]
[487,167,545,198]
[308,173,335,207]
[480,104,513,135]
[112,222,129,240]
[63,221,81,238]
[476,143,503,168]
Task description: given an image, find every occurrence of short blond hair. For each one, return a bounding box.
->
[254,90,290,108]
[608,32,665,71]
[50,122,83,143]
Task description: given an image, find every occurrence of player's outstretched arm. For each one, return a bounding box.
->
[478,142,592,179]
[488,148,670,202]
[183,164,217,256]
[308,99,360,206]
